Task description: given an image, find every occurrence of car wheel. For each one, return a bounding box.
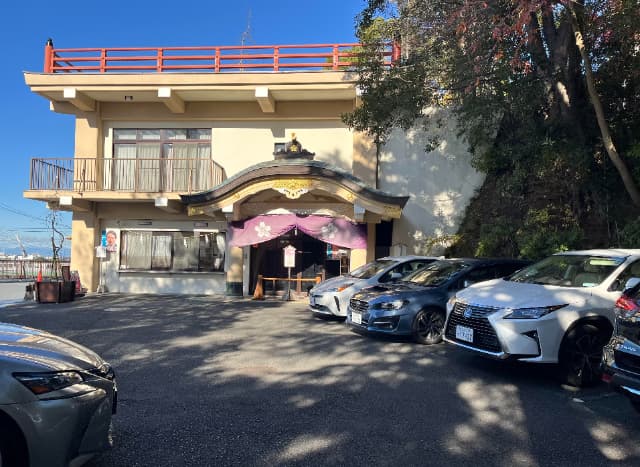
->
[559,323,610,388]
[412,309,445,345]
[629,395,640,414]
[0,419,28,467]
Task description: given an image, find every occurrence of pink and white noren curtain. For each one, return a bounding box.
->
[228,215,367,249]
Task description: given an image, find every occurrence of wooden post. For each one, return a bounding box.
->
[253,274,264,300]
[44,39,54,73]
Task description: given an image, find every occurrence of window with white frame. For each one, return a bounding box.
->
[110,128,212,192]
[120,230,225,272]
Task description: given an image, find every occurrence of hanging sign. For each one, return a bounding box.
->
[283,245,296,268]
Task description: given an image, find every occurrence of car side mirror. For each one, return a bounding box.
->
[463,279,473,288]
[389,272,402,280]
[624,277,640,292]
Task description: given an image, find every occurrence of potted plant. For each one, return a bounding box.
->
[36,209,75,303]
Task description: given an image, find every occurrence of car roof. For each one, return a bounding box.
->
[430,257,530,265]
[377,255,442,261]
[552,249,640,257]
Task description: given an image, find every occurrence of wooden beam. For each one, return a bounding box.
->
[48,198,93,212]
[255,86,276,113]
[154,197,184,214]
[63,87,95,111]
[158,87,185,113]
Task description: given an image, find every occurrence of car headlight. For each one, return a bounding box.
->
[328,283,354,292]
[503,304,568,319]
[14,371,85,395]
[376,299,408,310]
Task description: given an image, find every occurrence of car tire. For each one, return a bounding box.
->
[412,308,445,345]
[629,395,640,414]
[559,323,610,388]
[0,418,28,467]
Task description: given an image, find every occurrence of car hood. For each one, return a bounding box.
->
[313,275,364,292]
[455,278,590,309]
[0,322,105,372]
[352,282,429,303]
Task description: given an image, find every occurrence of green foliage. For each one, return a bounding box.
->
[617,218,640,248]
[474,221,518,258]
[516,207,583,260]
[349,0,640,255]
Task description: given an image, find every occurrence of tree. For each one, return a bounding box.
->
[47,209,65,280]
[345,0,640,204]
[345,0,640,256]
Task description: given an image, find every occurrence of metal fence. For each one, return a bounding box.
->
[0,259,70,280]
[29,157,226,193]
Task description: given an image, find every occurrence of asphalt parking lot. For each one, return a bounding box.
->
[3,294,640,466]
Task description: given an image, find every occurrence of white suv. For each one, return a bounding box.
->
[309,256,438,317]
[444,249,640,386]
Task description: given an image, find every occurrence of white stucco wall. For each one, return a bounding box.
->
[212,120,353,176]
[379,107,485,256]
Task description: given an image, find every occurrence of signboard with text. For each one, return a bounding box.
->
[283,245,296,268]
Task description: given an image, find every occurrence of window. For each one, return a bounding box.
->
[120,230,225,272]
[110,128,212,192]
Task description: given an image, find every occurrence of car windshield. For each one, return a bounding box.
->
[508,254,625,287]
[401,260,470,287]
[349,259,397,279]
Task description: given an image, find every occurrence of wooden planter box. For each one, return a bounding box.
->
[36,281,76,303]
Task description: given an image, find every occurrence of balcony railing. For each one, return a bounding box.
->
[29,158,226,194]
[43,41,400,74]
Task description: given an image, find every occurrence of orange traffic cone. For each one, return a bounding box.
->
[37,269,43,282]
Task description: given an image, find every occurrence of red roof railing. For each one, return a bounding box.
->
[43,40,397,74]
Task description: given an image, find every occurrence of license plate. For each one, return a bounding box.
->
[456,325,473,343]
[352,312,362,325]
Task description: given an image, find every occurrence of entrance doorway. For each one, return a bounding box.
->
[249,231,349,295]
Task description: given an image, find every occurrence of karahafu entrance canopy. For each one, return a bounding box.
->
[228,214,367,249]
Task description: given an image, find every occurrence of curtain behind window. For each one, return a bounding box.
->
[112,144,137,191]
[173,232,199,271]
[137,143,161,192]
[121,231,152,269]
[151,233,172,269]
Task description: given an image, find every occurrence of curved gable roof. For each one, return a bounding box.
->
[181,159,409,218]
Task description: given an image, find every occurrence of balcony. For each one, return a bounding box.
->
[28,157,226,195]
[43,41,398,74]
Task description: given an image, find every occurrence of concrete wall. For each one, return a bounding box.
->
[379,108,485,256]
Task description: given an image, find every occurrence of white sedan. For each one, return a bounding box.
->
[444,249,640,387]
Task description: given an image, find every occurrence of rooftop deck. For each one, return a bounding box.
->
[43,41,399,74]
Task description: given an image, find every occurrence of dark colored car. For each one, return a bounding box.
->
[346,258,530,344]
[602,279,640,412]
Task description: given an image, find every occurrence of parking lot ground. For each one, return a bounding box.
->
[3,293,640,466]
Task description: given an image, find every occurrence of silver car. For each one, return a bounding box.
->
[309,255,439,317]
[0,322,117,467]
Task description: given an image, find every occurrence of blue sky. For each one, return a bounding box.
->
[0,1,364,256]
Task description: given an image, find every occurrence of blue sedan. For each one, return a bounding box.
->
[346,258,530,344]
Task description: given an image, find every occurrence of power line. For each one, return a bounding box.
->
[0,202,71,229]
[0,202,47,223]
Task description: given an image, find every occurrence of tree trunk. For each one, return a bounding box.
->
[567,3,640,207]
